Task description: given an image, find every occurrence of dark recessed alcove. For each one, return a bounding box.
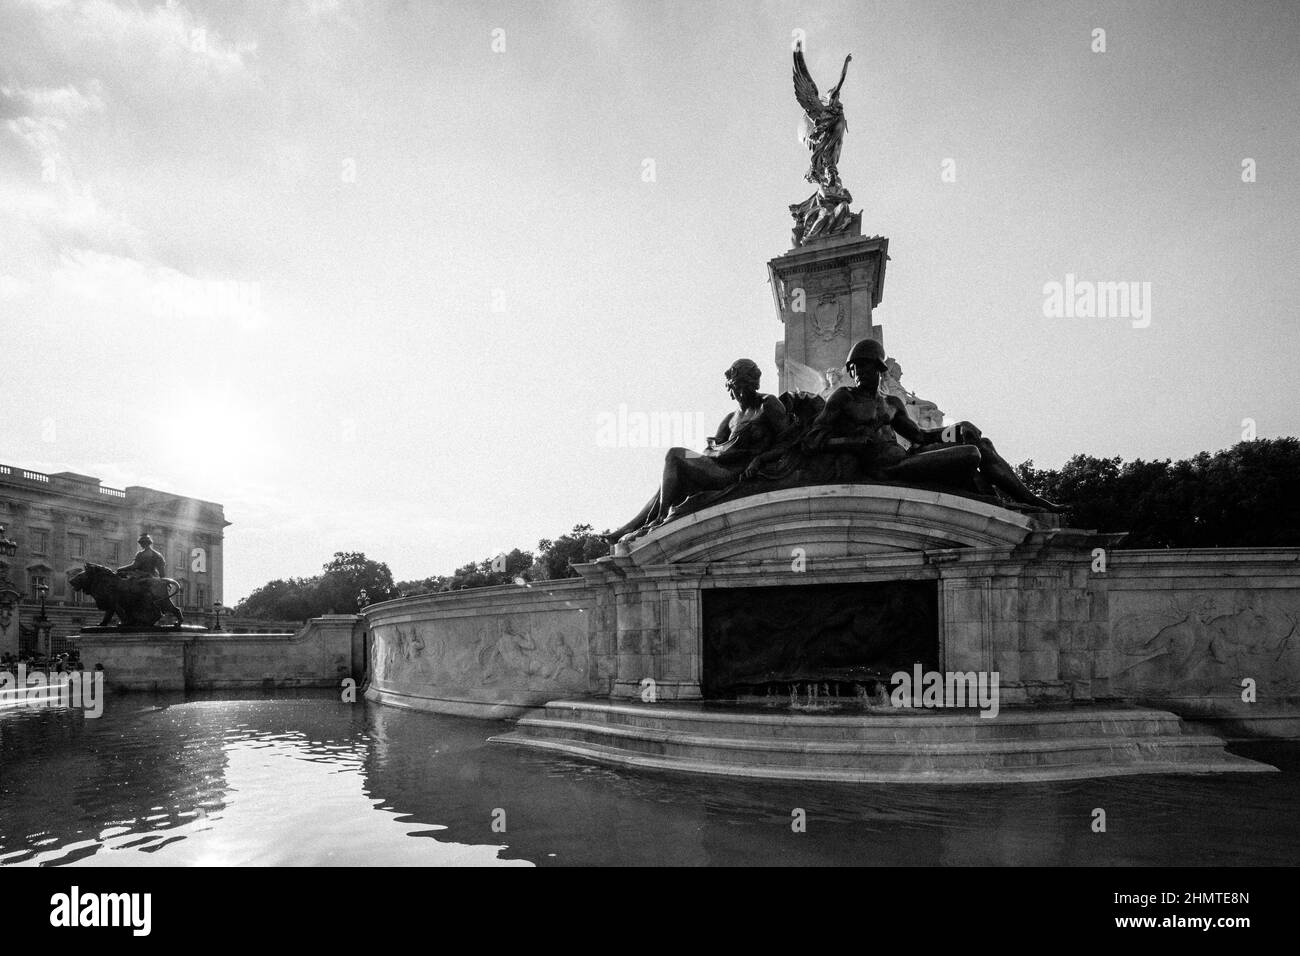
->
[701,581,939,698]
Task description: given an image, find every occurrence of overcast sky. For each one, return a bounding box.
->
[2,0,1298,603]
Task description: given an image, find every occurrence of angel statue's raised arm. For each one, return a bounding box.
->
[793,42,852,190]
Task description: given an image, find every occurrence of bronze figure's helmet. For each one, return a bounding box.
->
[844,338,889,373]
[138,534,153,546]
[724,358,762,388]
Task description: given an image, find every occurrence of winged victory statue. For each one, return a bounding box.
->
[789,42,858,246]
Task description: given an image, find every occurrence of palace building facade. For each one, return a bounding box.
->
[0,463,230,653]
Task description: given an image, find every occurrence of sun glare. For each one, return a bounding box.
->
[148,394,275,495]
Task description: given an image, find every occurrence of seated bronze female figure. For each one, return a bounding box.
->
[606,358,789,542]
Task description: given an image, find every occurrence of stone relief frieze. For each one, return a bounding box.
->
[1109,591,1299,694]
[372,612,589,691]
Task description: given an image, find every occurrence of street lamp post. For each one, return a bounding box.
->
[211,602,223,631]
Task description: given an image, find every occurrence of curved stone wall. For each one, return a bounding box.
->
[363,578,609,718]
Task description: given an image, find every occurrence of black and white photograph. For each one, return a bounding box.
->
[0,0,1296,908]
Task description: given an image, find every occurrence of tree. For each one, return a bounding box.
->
[532,524,611,579]
[234,551,399,619]
[1017,439,1300,548]
[388,525,611,595]
[234,576,322,620]
[393,575,450,596]
[446,548,534,590]
[319,551,398,611]
[230,514,666,611]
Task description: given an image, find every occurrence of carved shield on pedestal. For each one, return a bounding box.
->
[811,293,845,341]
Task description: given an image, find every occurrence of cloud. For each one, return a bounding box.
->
[1,80,106,176]
[0,2,272,321]
[0,81,104,122]
[10,0,258,84]
[0,79,144,263]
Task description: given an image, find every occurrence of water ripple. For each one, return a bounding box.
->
[1,692,1296,866]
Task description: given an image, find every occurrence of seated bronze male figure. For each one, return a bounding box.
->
[806,339,1061,511]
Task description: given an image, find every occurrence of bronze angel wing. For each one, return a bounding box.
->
[792,43,825,119]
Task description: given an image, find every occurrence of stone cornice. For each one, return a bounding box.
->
[616,484,1039,567]
[768,234,889,309]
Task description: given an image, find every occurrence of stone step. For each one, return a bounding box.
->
[509,717,1244,771]
[489,700,1277,783]
[528,700,1189,744]
[492,733,1272,784]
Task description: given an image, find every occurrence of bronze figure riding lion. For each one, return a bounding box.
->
[69,562,185,629]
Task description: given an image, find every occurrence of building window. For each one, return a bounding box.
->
[29,573,48,599]
[31,530,49,554]
[107,541,121,563]
[69,534,87,559]
[198,584,207,609]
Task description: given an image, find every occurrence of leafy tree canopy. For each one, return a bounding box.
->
[1017,438,1300,548]
[235,551,399,619]
[394,525,612,596]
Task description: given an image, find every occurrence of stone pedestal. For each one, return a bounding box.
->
[768,233,888,395]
